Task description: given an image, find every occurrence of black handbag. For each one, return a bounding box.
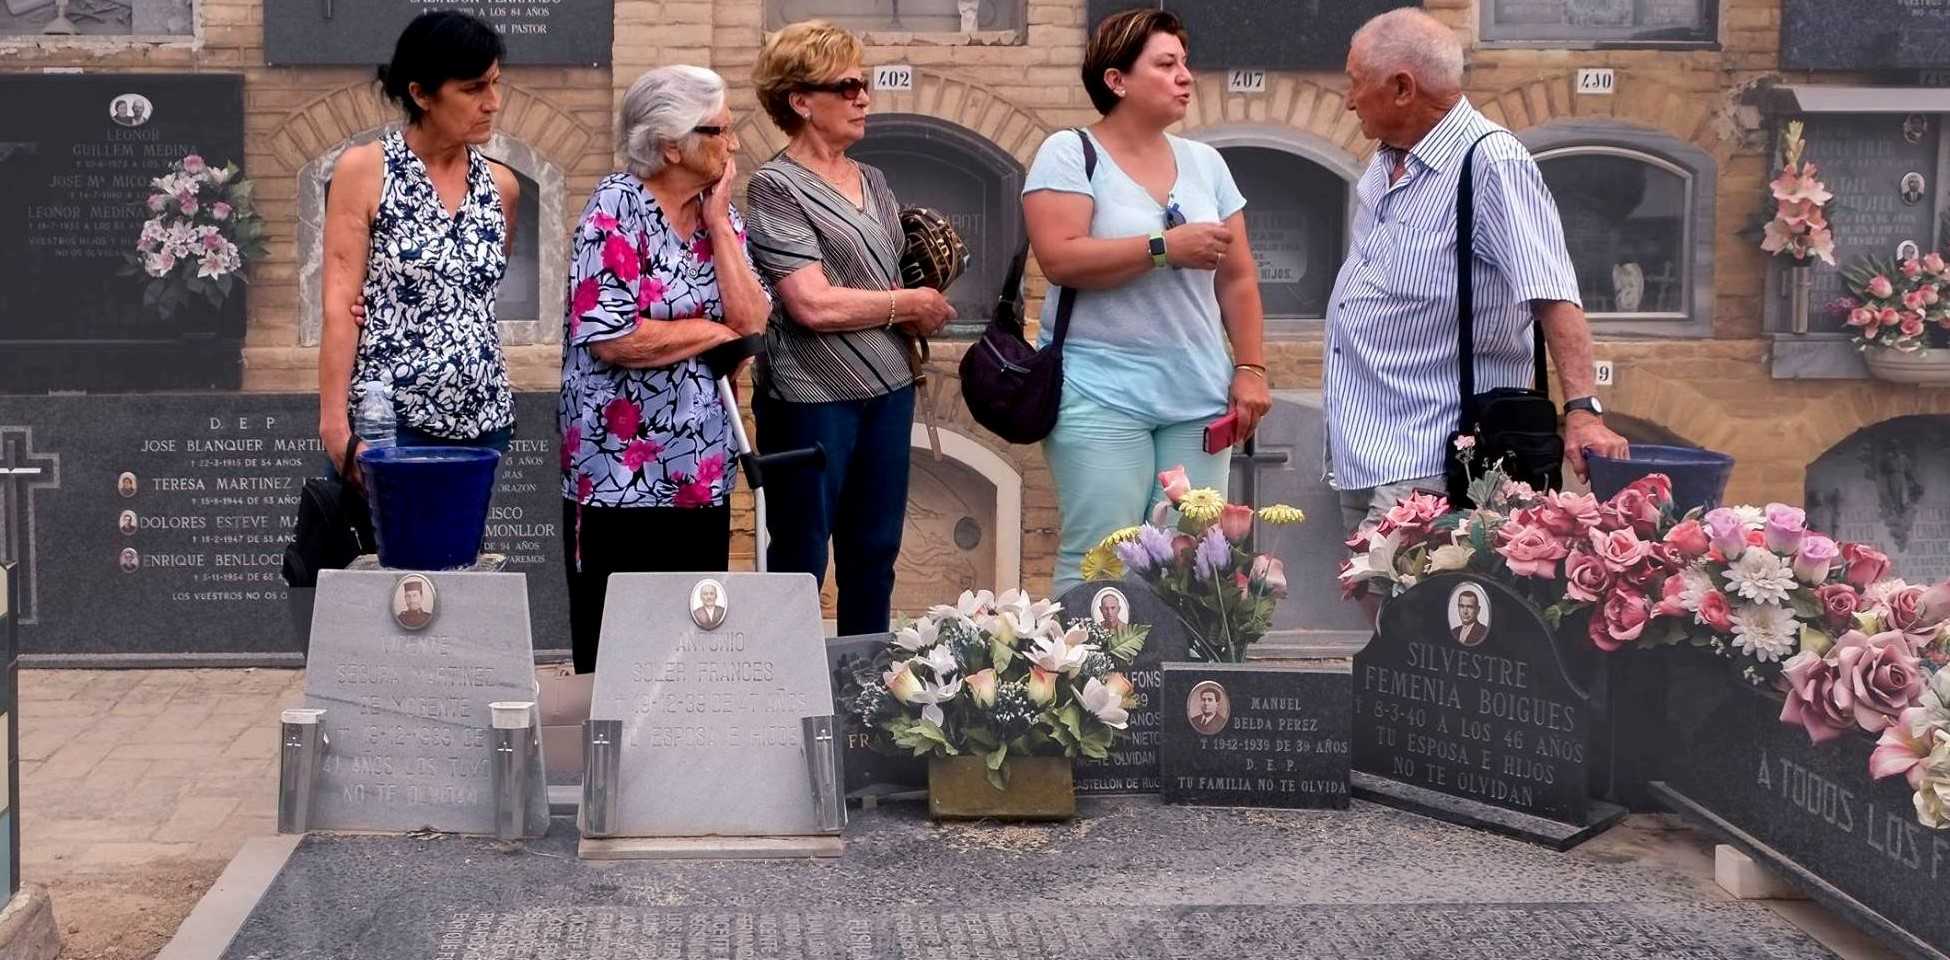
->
[1443,132,1564,507]
[280,436,376,589]
[959,129,1095,445]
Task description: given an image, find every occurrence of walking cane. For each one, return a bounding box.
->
[700,335,824,573]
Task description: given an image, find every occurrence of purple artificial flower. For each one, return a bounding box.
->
[1115,540,1152,575]
[1194,527,1231,582]
[1137,524,1175,568]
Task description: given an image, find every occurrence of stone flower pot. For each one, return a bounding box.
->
[1863,346,1950,386]
[927,755,1075,821]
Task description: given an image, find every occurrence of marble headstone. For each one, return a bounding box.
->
[1059,580,1189,796]
[302,569,548,836]
[1784,0,1950,70]
[589,572,833,839]
[1160,661,1351,810]
[1786,115,1938,314]
[0,73,246,393]
[262,0,612,65]
[1353,574,1622,847]
[1086,0,1418,69]
[825,633,926,799]
[1806,415,1950,585]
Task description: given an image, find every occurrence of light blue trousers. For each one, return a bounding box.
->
[1043,387,1229,597]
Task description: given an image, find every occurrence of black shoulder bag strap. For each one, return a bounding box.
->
[1047,128,1098,351]
[1455,131,1549,432]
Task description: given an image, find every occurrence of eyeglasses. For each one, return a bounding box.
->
[692,124,731,138]
[799,77,869,101]
[1164,196,1186,230]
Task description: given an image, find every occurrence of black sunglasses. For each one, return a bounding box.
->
[799,77,869,101]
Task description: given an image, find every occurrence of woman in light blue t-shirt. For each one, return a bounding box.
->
[1022,8,1270,594]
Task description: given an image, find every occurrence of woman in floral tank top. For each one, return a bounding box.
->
[557,66,772,672]
[317,12,522,476]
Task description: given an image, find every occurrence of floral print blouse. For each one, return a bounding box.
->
[351,130,514,439]
[558,173,767,508]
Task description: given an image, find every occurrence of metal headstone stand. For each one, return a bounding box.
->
[489,701,539,841]
[276,708,328,834]
[801,715,846,834]
[580,719,621,838]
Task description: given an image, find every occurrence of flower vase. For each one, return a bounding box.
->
[927,755,1075,821]
[1862,346,1950,386]
[1787,264,1813,334]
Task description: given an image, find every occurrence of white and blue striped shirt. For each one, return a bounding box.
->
[1323,99,1581,491]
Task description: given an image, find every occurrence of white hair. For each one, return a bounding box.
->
[620,65,727,179]
[1351,8,1465,96]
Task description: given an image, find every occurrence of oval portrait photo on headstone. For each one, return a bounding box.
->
[392,574,437,632]
[1186,680,1231,736]
[119,547,140,574]
[118,510,137,537]
[690,578,727,631]
[110,94,153,128]
[1448,582,1492,648]
[117,472,138,498]
[1091,587,1129,632]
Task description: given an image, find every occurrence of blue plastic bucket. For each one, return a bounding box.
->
[357,446,502,570]
[1587,443,1735,516]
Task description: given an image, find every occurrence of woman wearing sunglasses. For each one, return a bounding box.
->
[745,21,957,635]
[1023,8,1271,595]
[556,65,772,673]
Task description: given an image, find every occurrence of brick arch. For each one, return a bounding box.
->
[732,75,1051,169]
[261,80,595,181]
[1181,77,1369,158]
[1478,72,1714,146]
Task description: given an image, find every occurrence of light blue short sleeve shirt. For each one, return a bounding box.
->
[1023,130,1245,426]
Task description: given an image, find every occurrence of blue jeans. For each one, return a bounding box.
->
[1043,386,1228,596]
[325,424,514,481]
[755,386,914,636]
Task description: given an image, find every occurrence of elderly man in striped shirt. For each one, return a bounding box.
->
[1325,8,1628,560]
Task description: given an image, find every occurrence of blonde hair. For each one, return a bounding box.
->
[753,20,863,135]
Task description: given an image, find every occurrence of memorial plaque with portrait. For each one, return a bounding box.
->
[1789,115,1939,314]
[1483,0,1714,45]
[1160,662,1352,809]
[262,0,612,65]
[0,74,246,393]
[1221,147,1346,321]
[1058,580,1189,795]
[1353,573,1598,827]
[1087,0,1419,70]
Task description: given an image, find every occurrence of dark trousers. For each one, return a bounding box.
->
[561,499,730,674]
[755,386,913,637]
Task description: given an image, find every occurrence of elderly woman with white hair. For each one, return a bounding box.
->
[557,64,770,673]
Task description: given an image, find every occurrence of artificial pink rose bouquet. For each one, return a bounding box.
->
[123,153,266,322]
[1840,252,1950,355]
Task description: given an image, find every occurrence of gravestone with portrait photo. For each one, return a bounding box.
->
[0,73,247,393]
[299,568,548,837]
[1058,580,1190,795]
[584,572,842,858]
[1160,662,1352,809]
[1352,573,1623,849]
[825,633,927,801]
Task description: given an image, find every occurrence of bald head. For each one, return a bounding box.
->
[1351,8,1464,98]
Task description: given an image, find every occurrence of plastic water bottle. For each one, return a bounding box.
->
[353,380,396,449]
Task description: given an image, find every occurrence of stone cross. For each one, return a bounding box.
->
[0,428,58,625]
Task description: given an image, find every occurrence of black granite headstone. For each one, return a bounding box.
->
[1059,580,1190,796]
[1353,574,1622,846]
[1160,662,1351,809]
[1791,115,1939,311]
[0,393,568,662]
[263,0,612,65]
[853,116,1023,340]
[1806,415,1950,585]
[1784,0,1950,70]
[825,633,927,800]
[0,74,246,393]
[1660,649,1950,959]
[1483,0,1714,44]
[1086,0,1419,70]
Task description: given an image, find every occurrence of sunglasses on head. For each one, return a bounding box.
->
[799,77,869,101]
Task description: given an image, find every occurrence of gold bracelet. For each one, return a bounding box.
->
[1235,363,1267,379]
[886,289,897,329]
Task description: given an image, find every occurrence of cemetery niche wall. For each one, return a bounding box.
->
[1783,0,1950,71]
[0,74,247,393]
[1481,0,1715,45]
[1216,144,1349,328]
[851,115,1025,340]
[0,0,189,36]
[1806,415,1950,585]
[263,0,613,65]
[766,0,1025,33]
[1085,0,1420,70]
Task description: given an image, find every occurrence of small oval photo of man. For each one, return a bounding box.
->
[1186,680,1231,736]
[118,510,138,537]
[118,547,140,574]
[1449,582,1492,648]
[1092,587,1128,632]
[392,575,436,631]
[690,579,727,631]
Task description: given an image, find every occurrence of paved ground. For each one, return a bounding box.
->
[19,669,303,960]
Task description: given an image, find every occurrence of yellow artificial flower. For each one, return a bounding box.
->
[1101,525,1143,546]
[1258,504,1306,526]
[1080,542,1126,582]
[1178,488,1225,525]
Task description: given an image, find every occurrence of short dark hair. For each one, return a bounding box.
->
[404,580,423,593]
[378,12,505,124]
[1081,9,1190,116]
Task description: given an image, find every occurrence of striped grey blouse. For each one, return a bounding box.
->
[743,155,915,403]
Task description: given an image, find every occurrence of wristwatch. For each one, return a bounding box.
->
[1564,396,1604,417]
[1147,232,1168,270]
